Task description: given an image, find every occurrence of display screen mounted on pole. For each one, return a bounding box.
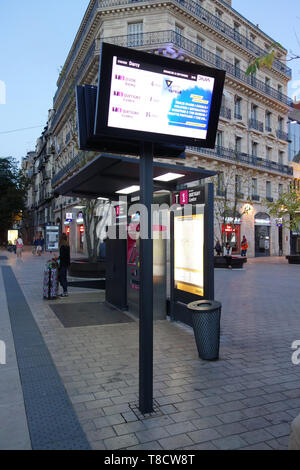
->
[95,43,225,148]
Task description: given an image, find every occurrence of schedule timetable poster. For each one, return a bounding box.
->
[108,56,215,140]
[174,213,204,297]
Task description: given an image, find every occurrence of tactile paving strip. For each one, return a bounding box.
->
[2,266,91,450]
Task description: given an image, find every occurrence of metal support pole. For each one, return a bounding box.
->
[139,141,154,414]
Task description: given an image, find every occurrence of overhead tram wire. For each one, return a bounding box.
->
[0,125,45,135]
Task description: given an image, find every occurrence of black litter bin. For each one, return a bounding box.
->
[187,300,222,361]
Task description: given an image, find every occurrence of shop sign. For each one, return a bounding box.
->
[66,212,73,221]
[222,224,236,233]
[76,212,84,224]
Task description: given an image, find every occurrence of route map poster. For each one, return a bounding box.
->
[107,56,215,141]
[174,213,204,296]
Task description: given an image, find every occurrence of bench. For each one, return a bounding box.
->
[286,255,300,264]
[214,256,247,269]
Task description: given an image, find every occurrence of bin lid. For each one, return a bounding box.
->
[187,300,221,312]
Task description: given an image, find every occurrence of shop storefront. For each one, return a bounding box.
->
[76,212,85,252]
[222,214,241,254]
[255,212,271,257]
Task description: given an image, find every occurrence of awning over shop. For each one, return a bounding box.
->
[54,153,216,199]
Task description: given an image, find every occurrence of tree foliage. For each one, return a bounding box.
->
[246,42,284,75]
[265,189,300,232]
[0,157,30,240]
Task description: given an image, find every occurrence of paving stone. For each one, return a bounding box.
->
[165,421,197,437]
[265,423,291,438]
[215,422,248,437]
[135,427,170,444]
[113,421,147,436]
[212,435,248,450]
[240,417,271,431]
[158,434,194,450]
[104,433,140,450]
[188,428,221,444]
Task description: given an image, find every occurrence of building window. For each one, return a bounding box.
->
[197,37,204,57]
[235,136,242,153]
[278,151,284,165]
[266,146,272,161]
[234,58,241,79]
[175,24,183,47]
[252,141,258,157]
[127,22,143,47]
[235,175,242,195]
[234,96,242,119]
[217,171,224,196]
[233,22,241,42]
[265,112,272,132]
[265,77,271,92]
[278,116,284,131]
[279,184,283,195]
[252,104,258,120]
[216,130,223,150]
[216,48,223,68]
[266,181,272,199]
[252,178,258,197]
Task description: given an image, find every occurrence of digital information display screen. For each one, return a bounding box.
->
[108,56,215,141]
[174,212,204,297]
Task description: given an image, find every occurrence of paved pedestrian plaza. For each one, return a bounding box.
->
[1,248,300,450]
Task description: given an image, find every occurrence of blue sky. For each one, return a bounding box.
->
[0,0,300,163]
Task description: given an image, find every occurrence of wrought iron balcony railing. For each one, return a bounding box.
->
[53,0,291,107]
[249,118,264,132]
[220,106,231,120]
[187,145,293,176]
[100,0,291,77]
[276,129,289,141]
[234,112,242,120]
[102,31,292,106]
[265,126,272,133]
[251,194,260,202]
[51,30,292,132]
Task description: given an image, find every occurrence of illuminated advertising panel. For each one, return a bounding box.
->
[174,211,204,297]
[95,43,225,148]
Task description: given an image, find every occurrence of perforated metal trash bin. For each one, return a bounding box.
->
[187,300,222,361]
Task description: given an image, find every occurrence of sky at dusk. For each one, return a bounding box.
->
[0,0,300,163]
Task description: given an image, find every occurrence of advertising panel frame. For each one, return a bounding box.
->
[170,183,214,326]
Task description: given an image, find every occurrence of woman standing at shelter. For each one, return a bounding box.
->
[59,233,70,297]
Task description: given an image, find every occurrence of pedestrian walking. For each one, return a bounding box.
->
[32,237,36,255]
[35,237,43,256]
[241,235,248,257]
[16,236,23,258]
[223,242,232,269]
[58,233,70,297]
[215,239,222,256]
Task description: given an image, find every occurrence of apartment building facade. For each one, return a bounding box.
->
[47,0,293,257]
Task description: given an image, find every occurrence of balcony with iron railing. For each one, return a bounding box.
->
[276,129,289,141]
[220,106,231,120]
[234,112,242,120]
[251,194,260,202]
[53,0,291,108]
[51,30,293,132]
[187,145,293,176]
[99,0,291,77]
[249,118,264,132]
